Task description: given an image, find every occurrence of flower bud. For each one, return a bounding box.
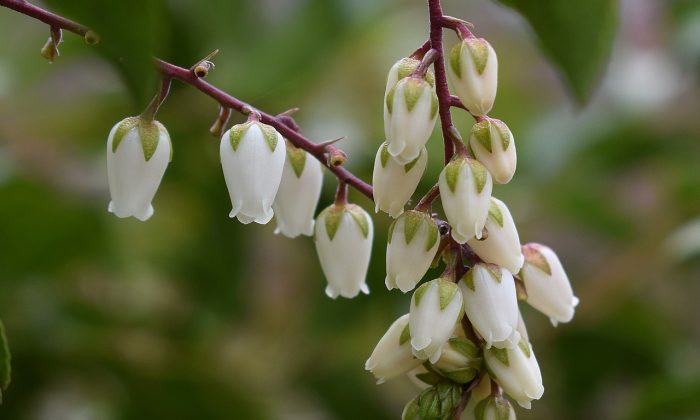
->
[386,210,440,293]
[272,142,323,237]
[314,203,373,299]
[409,278,463,363]
[384,57,435,99]
[468,198,524,274]
[484,340,544,409]
[439,157,493,243]
[220,121,286,224]
[365,314,422,384]
[106,116,172,221]
[373,143,427,218]
[519,244,579,326]
[470,395,516,420]
[448,38,498,116]
[414,382,463,420]
[384,77,438,164]
[460,376,494,420]
[459,264,520,349]
[433,336,482,384]
[469,118,516,184]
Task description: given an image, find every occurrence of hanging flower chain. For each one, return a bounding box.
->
[0,0,580,418]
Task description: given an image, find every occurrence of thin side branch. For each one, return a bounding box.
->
[0,0,88,36]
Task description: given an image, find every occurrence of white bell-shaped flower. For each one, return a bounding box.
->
[272,142,323,237]
[106,116,172,221]
[314,203,373,299]
[469,118,516,184]
[468,198,524,274]
[365,314,422,384]
[467,395,516,420]
[432,336,482,384]
[459,263,520,349]
[519,243,579,326]
[439,156,493,243]
[220,121,286,224]
[409,278,463,363]
[447,38,498,116]
[385,210,440,293]
[484,340,544,409]
[373,143,427,218]
[384,76,438,164]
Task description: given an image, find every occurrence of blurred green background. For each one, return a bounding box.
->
[1,0,700,419]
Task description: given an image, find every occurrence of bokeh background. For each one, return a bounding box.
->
[1,0,699,419]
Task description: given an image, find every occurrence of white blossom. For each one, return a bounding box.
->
[373,143,427,218]
[468,198,524,274]
[459,263,520,349]
[220,121,286,224]
[385,210,440,293]
[365,314,422,384]
[432,336,482,384]
[384,57,435,99]
[469,118,516,184]
[484,340,544,409]
[272,142,323,237]
[439,156,493,243]
[448,38,498,116]
[106,116,172,221]
[520,243,579,326]
[384,76,438,164]
[409,278,463,363]
[314,203,373,299]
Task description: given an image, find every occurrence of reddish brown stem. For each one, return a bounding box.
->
[414,184,440,212]
[0,0,88,36]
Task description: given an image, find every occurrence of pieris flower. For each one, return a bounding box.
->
[106,116,172,221]
[459,263,520,349]
[385,210,440,293]
[520,243,579,326]
[365,314,422,384]
[220,121,286,224]
[373,143,427,218]
[468,198,524,274]
[484,340,544,409]
[447,38,498,116]
[432,336,482,384]
[469,118,516,184]
[314,203,373,299]
[272,142,323,237]
[439,156,493,243]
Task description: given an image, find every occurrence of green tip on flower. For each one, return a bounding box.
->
[465,38,490,74]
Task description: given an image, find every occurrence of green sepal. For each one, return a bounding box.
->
[476,396,513,420]
[387,218,396,244]
[399,323,411,346]
[466,38,490,74]
[449,43,463,79]
[436,278,459,310]
[386,84,397,114]
[518,340,532,358]
[138,118,161,162]
[380,143,390,168]
[443,158,464,193]
[0,319,11,401]
[402,210,424,245]
[471,119,493,153]
[425,217,439,252]
[403,78,426,113]
[258,122,280,152]
[347,204,370,238]
[483,263,502,284]
[320,205,344,241]
[402,397,421,420]
[489,347,510,367]
[444,367,479,384]
[413,281,430,306]
[492,119,512,151]
[395,57,435,87]
[448,336,480,360]
[461,269,476,292]
[488,199,505,228]
[415,371,443,386]
[286,142,307,178]
[523,245,553,275]
[229,122,252,151]
[404,153,422,173]
[466,158,489,193]
[111,116,140,153]
[417,382,462,420]
[430,93,439,120]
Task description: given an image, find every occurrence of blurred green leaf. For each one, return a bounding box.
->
[43,0,169,106]
[0,318,10,399]
[496,0,618,102]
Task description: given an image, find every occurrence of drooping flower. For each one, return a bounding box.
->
[432,336,482,384]
[272,141,323,238]
[385,210,440,293]
[468,197,524,274]
[373,142,427,218]
[519,243,579,326]
[384,76,438,164]
[314,203,373,299]
[459,263,520,349]
[484,340,544,409]
[106,116,172,221]
[469,117,516,184]
[365,314,422,384]
[447,37,498,116]
[439,156,493,243]
[409,278,463,363]
[220,121,286,224]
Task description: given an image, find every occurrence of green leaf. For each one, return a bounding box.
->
[44,0,170,106]
[496,0,618,102]
[0,319,11,400]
